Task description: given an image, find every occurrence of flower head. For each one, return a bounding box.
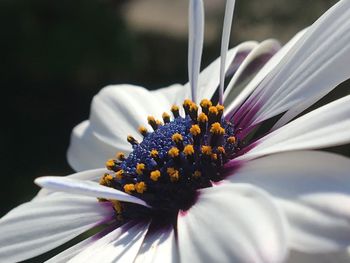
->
[1,0,350,262]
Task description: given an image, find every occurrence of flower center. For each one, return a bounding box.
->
[99,99,239,222]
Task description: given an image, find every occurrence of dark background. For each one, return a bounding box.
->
[0,0,341,218]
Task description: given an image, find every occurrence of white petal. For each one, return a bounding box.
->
[67,120,130,172]
[225,28,306,121]
[177,183,288,263]
[225,151,350,252]
[239,95,350,160]
[185,41,258,102]
[134,225,178,263]
[35,176,150,207]
[219,0,236,103]
[0,193,113,263]
[235,0,350,128]
[223,39,281,110]
[188,0,204,102]
[150,83,189,108]
[34,168,108,200]
[287,249,350,263]
[69,221,150,263]
[89,84,169,147]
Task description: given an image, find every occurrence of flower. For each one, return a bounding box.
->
[1,0,350,262]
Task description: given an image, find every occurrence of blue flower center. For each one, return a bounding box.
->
[99,99,239,222]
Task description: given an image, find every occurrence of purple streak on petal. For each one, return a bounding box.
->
[221,159,244,179]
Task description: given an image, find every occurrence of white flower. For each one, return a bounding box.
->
[1,0,350,262]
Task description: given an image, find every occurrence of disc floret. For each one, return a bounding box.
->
[99,99,239,221]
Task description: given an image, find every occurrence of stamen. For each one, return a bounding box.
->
[190,124,201,136]
[105,159,116,170]
[200,99,212,115]
[116,170,124,180]
[150,149,159,158]
[197,112,208,134]
[111,200,123,214]
[171,105,180,118]
[162,112,171,123]
[167,167,180,182]
[136,163,146,175]
[135,182,147,194]
[183,144,195,156]
[116,152,126,161]
[150,170,161,181]
[127,135,139,146]
[147,116,159,131]
[193,170,201,178]
[210,122,225,135]
[201,145,212,155]
[100,173,114,186]
[138,126,148,137]
[168,147,180,158]
[124,184,135,194]
[227,136,236,144]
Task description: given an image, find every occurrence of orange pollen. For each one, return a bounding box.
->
[228,136,236,144]
[124,184,135,194]
[209,106,219,115]
[136,163,146,175]
[190,124,201,136]
[171,105,179,112]
[201,145,212,155]
[115,170,124,180]
[138,126,148,135]
[150,170,161,181]
[147,116,156,123]
[167,167,180,182]
[105,159,115,169]
[200,99,212,108]
[116,152,125,161]
[211,153,218,160]
[189,103,198,112]
[135,182,147,194]
[183,144,195,156]
[150,149,159,158]
[172,133,183,143]
[217,146,226,154]
[183,99,193,108]
[197,113,208,123]
[216,104,224,112]
[193,170,202,178]
[210,122,225,135]
[168,147,180,157]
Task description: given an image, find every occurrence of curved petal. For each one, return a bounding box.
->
[185,41,258,102]
[89,84,171,147]
[226,151,350,253]
[234,0,350,129]
[69,221,150,263]
[177,183,288,263]
[0,193,113,263]
[223,39,281,109]
[134,225,178,263]
[151,83,189,108]
[239,95,350,160]
[34,168,108,200]
[287,249,350,263]
[67,120,130,172]
[35,176,150,207]
[225,29,306,120]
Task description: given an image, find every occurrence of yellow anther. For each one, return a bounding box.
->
[211,153,218,160]
[201,145,212,155]
[147,115,156,123]
[105,159,115,169]
[190,124,201,136]
[209,106,219,115]
[100,173,113,185]
[156,120,163,126]
[193,170,202,178]
[172,133,183,143]
[216,104,224,112]
[136,163,146,175]
[115,170,124,180]
[168,147,180,157]
[150,149,159,158]
[150,170,161,181]
[116,152,125,161]
[111,200,123,214]
[210,122,225,135]
[127,135,138,145]
[197,113,208,123]
[183,144,195,156]
[124,184,135,194]
[167,167,180,182]
[200,99,212,108]
[228,136,236,144]
[135,182,147,194]
[183,99,193,108]
[105,174,113,181]
[217,146,226,154]
[189,103,198,112]
[162,112,171,123]
[138,126,148,136]
[171,105,179,112]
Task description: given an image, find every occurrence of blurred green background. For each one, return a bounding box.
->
[0,0,341,219]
